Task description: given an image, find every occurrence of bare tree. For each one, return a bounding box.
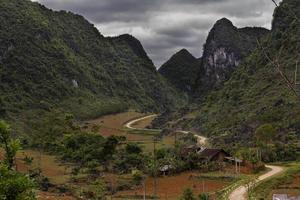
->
[255,1,300,98]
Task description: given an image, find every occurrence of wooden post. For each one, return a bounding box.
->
[235,158,237,174]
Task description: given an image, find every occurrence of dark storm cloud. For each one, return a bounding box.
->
[33,0,281,67]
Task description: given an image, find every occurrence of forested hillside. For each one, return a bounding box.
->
[0,0,185,121]
[185,0,300,151]
[158,49,201,94]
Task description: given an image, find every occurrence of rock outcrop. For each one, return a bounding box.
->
[198,18,269,91]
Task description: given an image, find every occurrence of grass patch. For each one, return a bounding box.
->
[252,162,300,199]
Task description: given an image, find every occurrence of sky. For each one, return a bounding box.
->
[32,0,280,67]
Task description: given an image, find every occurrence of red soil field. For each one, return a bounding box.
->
[37,192,76,200]
[114,172,231,200]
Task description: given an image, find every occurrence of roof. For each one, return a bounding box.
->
[225,157,243,163]
[181,145,204,156]
[159,165,174,172]
[199,149,229,160]
[183,145,199,149]
[272,194,288,200]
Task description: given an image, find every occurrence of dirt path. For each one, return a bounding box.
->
[124,114,207,145]
[124,114,158,131]
[229,165,284,200]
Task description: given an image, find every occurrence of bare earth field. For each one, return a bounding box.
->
[0,112,252,200]
[0,150,71,185]
[0,150,76,200]
[86,111,176,151]
[114,171,232,200]
[37,192,76,200]
[86,111,150,141]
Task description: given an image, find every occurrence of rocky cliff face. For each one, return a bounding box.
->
[198,18,269,91]
[158,49,201,94]
[180,0,300,147]
[159,18,269,96]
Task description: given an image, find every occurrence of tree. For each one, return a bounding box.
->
[0,121,36,199]
[112,143,146,173]
[198,193,210,200]
[255,124,277,161]
[255,124,277,144]
[180,188,196,200]
[23,155,34,172]
[245,178,257,200]
[132,170,144,185]
[0,165,36,200]
[0,120,21,170]
[92,179,106,200]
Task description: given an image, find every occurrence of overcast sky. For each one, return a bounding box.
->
[32,0,280,67]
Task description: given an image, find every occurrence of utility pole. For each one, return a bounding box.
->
[110,179,113,200]
[143,179,146,200]
[295,61,298,85]
[174,131,177,146]
[235,157,238,174]
[153,137,157,199]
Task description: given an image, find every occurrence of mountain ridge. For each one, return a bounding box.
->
[197,17,270,92]
[158,49,200,94]
[0,0,186,121]
[170,0,300,150]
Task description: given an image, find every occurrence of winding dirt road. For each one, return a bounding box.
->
[126,115,284,200]
[229,165,284,200]
[124,114,207,145]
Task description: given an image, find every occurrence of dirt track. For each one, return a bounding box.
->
[124,114,207,145]
[229,165,284,200]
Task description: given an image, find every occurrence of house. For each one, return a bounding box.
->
[159,165,174,176]
[181,145,243,165]
[198,149,230,162]
[224,156,243,164]
[180,145,205,157]
[272,194,300,200]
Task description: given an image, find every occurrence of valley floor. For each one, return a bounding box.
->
[1,111,299,200]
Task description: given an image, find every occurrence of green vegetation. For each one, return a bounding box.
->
[0,121,36,200]
[180,188,197,200]
[252,162,300,199]
[159,49,201,94]
[0,0,185,125]
[180,188,210,200]
[183,0,300,161]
